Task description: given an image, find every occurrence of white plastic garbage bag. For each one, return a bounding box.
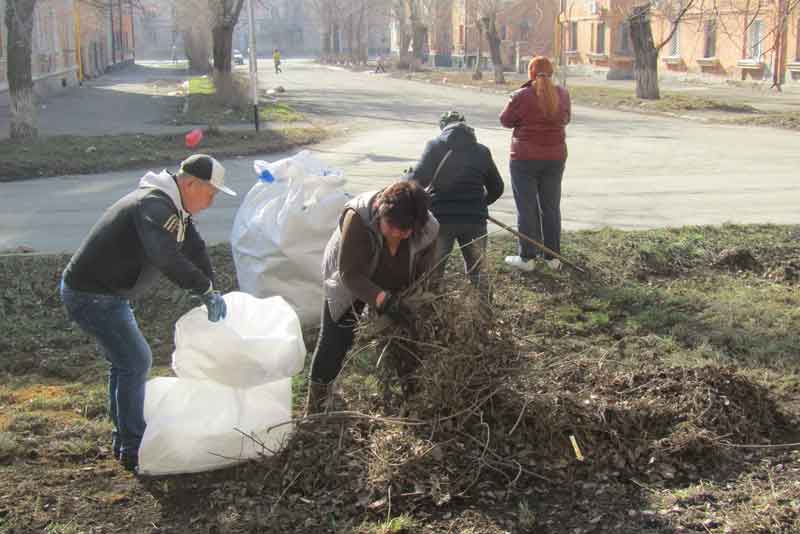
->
[231,150,349,326]
[172,292,305,387]
[137,292,305,476]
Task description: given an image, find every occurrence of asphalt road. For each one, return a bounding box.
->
[1,59,798,253]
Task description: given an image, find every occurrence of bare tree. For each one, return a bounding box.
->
[209,0,246,97]
[627,0,694,99]
[5,0,37,139]
[476,0,505,84]
[173,0,214,72]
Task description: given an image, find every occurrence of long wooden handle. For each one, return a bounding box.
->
[487,215,587,275]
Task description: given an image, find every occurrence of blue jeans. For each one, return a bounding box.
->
[433,222,489,300]
[510,160,565,260]
[60,280,152,456]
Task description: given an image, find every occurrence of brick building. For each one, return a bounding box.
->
[561,0,800,83]
[1,0,134,96]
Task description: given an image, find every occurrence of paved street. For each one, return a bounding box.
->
[1,58,798,253]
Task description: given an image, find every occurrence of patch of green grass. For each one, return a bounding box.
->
[43,521,82,534]
[0,431,22,462]
[0,127,327,181]
[179,75,305,125]
[356,514,417,534]
[188,75,215,95]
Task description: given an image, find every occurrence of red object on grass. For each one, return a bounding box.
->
[185,128,203,149]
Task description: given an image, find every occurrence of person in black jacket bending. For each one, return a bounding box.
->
[59,154,236,472]
[404,111,504,301]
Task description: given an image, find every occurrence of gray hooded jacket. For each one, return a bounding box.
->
[322,190,439,322]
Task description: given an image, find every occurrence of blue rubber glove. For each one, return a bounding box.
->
[202,291,227,322]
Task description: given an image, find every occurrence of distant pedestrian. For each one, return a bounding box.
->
[60,154,236,473]
[273,48,282,74]
[375,55,386,73]
[171,44,178,64]
[500,56,571,272]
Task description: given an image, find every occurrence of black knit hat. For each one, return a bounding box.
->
[178,154,236,196]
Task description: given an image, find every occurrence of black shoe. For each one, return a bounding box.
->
[119,451,139,472]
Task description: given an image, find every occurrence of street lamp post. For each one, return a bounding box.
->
[246,0,259,131]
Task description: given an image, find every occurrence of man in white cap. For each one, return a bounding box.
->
[60,154,236,473]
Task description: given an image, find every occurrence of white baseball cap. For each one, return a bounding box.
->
[179,154,236,196]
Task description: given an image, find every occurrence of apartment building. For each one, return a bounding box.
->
[561,0,800,82]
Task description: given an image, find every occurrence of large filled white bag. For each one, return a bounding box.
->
[137,292,305,476]
[172,292,305,387]
[231,151,349,326]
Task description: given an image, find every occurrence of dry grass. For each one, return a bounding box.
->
[1,224,799,532]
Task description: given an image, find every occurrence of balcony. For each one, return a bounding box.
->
[696,57,720,67]
[736,58,764,70]
[587,51,608,62]
[661,55,682,66]
[785,62,800,72]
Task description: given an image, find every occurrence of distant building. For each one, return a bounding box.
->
[0,0,134,96]
[235,0,319,57]
[561,0,800,83]
[0,0,78,94]
[134,0,178,60]
[447,0,555,70]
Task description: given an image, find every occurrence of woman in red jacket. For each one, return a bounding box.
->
[500,56,571,271]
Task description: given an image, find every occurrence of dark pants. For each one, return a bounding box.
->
[309,300,365,384]
[510,159,565,260]
[433,222,489,299]
[60,280,152,457]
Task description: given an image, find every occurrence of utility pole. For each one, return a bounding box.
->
[118,0,124,61]
[130,0,136,61]
[110,0,116,63]
[463,0,468,69]
[246,0,259,131]
[74,0,83,82]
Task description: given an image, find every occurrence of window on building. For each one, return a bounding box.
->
[459,25,464,45]
[595,22,606,54]
[570,21,578,51]
[668,25,680,56]
[518,21,530,41]
[616,22,631,55]
[796,18,800,59]
[748,20,763,59]
[703,20,716,58]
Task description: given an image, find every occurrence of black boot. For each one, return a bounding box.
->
[304,382,331,416]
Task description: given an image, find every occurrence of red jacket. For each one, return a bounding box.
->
[500,84,571,161]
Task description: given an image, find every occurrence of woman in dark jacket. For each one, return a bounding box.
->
[305,181,439,414]
[500,56,571,271]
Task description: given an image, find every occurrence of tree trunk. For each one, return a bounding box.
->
[472,24,483,80]
[411,21,427,61]
[184,30,211,73]
[6,0,38,139]
[212,25,236,105]
[345,14,355,63]
[628,4,660,99]
[483,15,505,84]
[212,24,234,74]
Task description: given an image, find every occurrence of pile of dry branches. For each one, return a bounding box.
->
[257,277,790,512]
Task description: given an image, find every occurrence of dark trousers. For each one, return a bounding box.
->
[433,222,489,299]
[309,300,365,384]
[60,280,151,456]
[510,159,565,260]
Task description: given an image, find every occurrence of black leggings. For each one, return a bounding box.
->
[309,300,365,384]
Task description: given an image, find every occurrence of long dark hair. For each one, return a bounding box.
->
[376,181,430,235]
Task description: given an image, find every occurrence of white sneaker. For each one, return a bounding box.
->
[505,255,535,272]
[545,258,562,271]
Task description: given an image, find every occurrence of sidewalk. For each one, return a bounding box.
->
[0,62,193,139]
